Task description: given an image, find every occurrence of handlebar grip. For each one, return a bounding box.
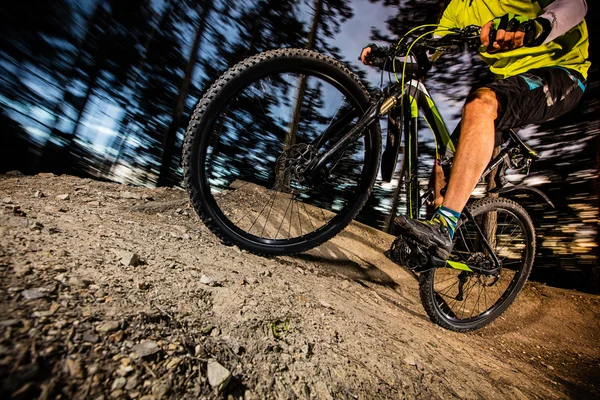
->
[488,27,497,47]
[370,57,389,68]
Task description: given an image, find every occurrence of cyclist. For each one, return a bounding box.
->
[360,0,589,261]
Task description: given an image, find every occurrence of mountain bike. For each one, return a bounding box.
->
[182,25,553,331]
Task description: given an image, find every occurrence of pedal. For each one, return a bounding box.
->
[386,236,433,272]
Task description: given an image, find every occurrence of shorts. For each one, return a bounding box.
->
[451,67,586,147]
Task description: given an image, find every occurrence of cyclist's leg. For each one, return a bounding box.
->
[394,67,585,258]
[443,87,499,212]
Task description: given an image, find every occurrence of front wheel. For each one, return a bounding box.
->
[182,49,381,256]
[419,197,536,332]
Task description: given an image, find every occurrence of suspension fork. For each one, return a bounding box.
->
[306,93,398,178]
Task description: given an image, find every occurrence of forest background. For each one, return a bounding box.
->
[1,0,598,292]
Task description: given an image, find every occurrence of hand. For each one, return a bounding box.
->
[481,18,526,53]
[360,46,373,65]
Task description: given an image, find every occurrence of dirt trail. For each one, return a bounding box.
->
[1,173,598,399]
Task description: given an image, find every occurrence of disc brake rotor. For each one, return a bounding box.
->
[275,143,320,194]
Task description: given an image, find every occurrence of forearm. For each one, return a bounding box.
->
[540,0,587,43]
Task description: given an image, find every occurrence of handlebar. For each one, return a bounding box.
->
[363,25,483,72]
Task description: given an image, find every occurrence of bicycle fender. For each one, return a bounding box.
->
[490,185,555,208]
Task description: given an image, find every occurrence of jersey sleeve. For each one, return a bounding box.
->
[538,0,587,43]
[436,0,459,37]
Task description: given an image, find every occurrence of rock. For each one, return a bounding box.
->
[200,275,217,286]
[34,191,46,198]
[110,390,124,399]
[66,358,84,379]
[112,377,127,391]
[67,276,91,289]
[117,251,141,267]
[319,300,333,309]
[166,357,182,370]
[29,221,44,231]
[1,197,13,204]
[21,288,48,300]
[0,319,21,327]
[300,343,312,359]
[132,340,160,358]
[404,356,417,367]
[83,332,100,344]
[96,321,120,333]
[138,282,151,290]
[55,194,70,201]
[5,170,23,176]
[121,191,141,200]
[13,265,32,277]
[207,360,231,391]
[87,201,101,207]
[108,330,124,343]
[152,382,170,400]
[125,375,139,391]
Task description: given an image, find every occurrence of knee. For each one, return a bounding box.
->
[463,88,499,119]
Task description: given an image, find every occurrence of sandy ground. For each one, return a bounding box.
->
[1,172,599,399]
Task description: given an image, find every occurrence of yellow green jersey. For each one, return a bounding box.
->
[438,0,590,79]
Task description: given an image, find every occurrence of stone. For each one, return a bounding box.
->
[152,382,170,400]
[56,194,70,201]
[121,191,141,200]
[13,265,32,277]
[67,276,91,289]
[200,275,217,286]
[404,356,417,367]
[21,288,47,300]
[34,191,46,198]
[125,375,139,391]
[0,319,21,327]
[132,340,160,358]
[138,282,151,290]
[29,221,44,231]
[112,377,127,391]
[96,321,120,333]
[319,300,333,309]
[66,358,84,379]
[118,251,141,267]
[207,360,231,391]
[83,332,100,343]
[166,357,182,370]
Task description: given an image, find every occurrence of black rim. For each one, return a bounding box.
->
[195,61,375,248]
[430,208,530,326]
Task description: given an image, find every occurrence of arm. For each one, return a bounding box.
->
[539,0,587,43]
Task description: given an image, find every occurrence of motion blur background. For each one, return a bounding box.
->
[1,0,598,291]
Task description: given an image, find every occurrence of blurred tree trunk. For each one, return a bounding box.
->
[157,0,213,186]
[286,0,322,147]
[277,0,322,188]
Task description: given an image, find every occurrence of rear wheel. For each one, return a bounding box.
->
[182,49,381,256]
[419,197,535,332]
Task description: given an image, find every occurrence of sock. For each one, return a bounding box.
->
[432,205,461,239]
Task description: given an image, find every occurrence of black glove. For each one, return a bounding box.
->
[490,14,552,48]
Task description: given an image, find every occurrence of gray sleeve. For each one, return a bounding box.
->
[539,0,587,43]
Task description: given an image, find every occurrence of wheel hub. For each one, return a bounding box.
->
[276,143,326,193]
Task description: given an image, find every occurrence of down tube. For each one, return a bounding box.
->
[412,81,456,156]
